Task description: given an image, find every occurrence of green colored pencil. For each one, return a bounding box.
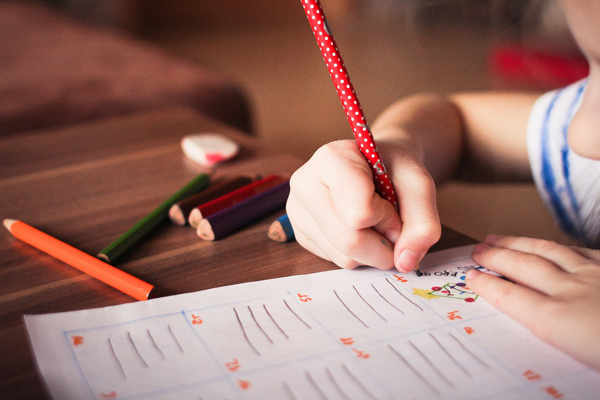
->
[98,173,210,264]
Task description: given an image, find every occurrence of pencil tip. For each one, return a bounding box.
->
[267,221,286,242]
[197,219,215,241]
[3,219,17,232]
[168,205,186,226]
[188,209,202,228]
[97,253,111,263]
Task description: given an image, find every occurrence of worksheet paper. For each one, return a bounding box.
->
[25,245,600,400]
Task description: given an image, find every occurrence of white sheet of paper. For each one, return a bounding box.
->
[25,245,600,399]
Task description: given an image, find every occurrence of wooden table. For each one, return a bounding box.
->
[0,108,474,399]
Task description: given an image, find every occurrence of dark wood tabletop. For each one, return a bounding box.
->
[0,107,475,399]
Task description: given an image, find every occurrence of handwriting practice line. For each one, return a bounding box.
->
[429,333,471,377]
[334,289,369,329]
[264,304,290,340]
[353,285,387,322]
[388,344,440,395]
[248,305,274,344]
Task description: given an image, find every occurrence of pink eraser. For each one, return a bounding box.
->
[181,133,239,166]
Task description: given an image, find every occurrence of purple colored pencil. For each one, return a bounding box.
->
[197,180,290,241]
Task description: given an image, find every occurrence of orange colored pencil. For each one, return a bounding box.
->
[4,219,155,301]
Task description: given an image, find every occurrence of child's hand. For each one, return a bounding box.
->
[286,139,441,272]
[467,235,600,371]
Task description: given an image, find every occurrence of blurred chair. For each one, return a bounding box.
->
[0,1,253,136]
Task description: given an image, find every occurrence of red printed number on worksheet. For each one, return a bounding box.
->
[447,310,462,320]
[72,335,84,346]
[297,293,312,302]
[543,386,563,399]
[523,370,542,381]
[340,337,354,345]
[191,314,203,325]
[393,274,408,283]
[226,358,241,372]
[352,348,370,359]
[238,379,251,390]
[464,327,474,335]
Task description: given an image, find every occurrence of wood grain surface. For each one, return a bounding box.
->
[0,107,475,399]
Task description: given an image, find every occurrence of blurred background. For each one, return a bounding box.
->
[11,0,589,245]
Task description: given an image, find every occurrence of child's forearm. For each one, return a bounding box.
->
[372,92,539,184]
[372,93,463,184]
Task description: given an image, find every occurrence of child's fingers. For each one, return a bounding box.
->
[311,193,396,269]
[294,233,329,262]
[291,213,363,270]
[392,164,441,272]
[294,229,360,268]
[568,246,600,264]
[363,193,403,245]
[294,141,401,235]
[287,197,358,268]
[319,142,402,232]
[471,243,566,295]
[287,195,395,269]
[485,235,595,273]
[465,269,555,343]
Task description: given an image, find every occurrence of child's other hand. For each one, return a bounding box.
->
[286,139,440,272]
[467,235,600,371]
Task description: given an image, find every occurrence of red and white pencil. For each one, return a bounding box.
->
[300,0,398,210]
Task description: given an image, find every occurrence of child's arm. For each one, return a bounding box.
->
[287,92,540,272]
[372,92,538,183]
[467,235,600,372]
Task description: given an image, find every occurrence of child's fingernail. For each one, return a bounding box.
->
[384,229,400,243]
[484,234,500,245]
[396,249,419,272]
[466,269,480,279]
[472,243,490,254]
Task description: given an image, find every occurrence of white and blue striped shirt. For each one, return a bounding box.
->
[527,79,600,248]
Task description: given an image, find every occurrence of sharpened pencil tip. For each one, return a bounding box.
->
[97,253,111,263]
[267,221,286,242]
[3,219,17,232]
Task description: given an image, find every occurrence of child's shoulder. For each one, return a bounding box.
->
[527,77,600,248]
[529,78,588,127]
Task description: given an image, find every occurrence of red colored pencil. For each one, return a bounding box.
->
[300,0,398,210]
[197,180,290,241]
[169,175,255,225]
[188,174,285,228]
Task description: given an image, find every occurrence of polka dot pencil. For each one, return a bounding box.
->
[300,0,398,210]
